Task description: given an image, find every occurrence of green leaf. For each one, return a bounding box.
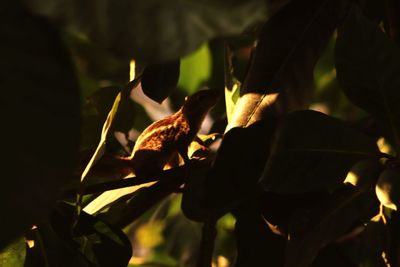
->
[0,237,26,267]
[0,2,80,249]
[285,186,377,267]
[24,0,267,62]
[142,61,180,103]
[335,9,400,149]
[261,110,380,194]
[178,44,212,94]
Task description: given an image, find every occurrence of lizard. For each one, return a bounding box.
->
[127,88,219,176]
[83,89,219,214]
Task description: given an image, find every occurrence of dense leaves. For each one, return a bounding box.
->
[3,0,400,266]
[336,8,400,149]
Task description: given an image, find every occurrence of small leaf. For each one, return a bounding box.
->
[335,9,400,149]
[141,61,180,103]
[261,110,380,194]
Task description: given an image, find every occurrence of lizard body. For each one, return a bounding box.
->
[128,89,219,176]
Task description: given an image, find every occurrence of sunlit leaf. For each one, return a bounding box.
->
[261,110,380,194]
[0,237,26,267]
[80,93,121,182]
[336,9,400,149]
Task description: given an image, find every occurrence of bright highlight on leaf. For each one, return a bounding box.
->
[178,44,211,94]
[130,60,136,81]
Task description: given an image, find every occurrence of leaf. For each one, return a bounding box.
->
[233,199,285,267]
[80,92,121,182]
[0,2,80,249]
[261,110,380,194]
[44,202,132,267]
[224,45,242,124]
[95,164,196,228]
[335,9,400,149]
[340,216,388,267]
[202,120,275,219]
[178,44,212,94]
[0,237,26,267]
[285,186,377,267]
[24,0,268,63]
[228,0,349,129]
[141,61,180,103]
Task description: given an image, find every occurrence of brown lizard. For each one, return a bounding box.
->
[127,89,219,176]
[84,89,219,214]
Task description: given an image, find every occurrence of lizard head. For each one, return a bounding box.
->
[182,89,219,119]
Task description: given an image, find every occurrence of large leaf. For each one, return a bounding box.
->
[202,120,275,219]
[335,9,400,149]
[261,110,380,194]
[228,0,348,129]
[285,186,377,267]
[0,2,80,249]
[24,0,268,63]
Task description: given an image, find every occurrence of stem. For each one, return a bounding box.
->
[197,216,217,267]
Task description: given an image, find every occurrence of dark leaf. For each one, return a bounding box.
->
[310,243,357,267]
[25,224,90,267]
[141,61,180,103]
[0,2,80,249]
[233,198,285,267]
[285,186,378,267]
[229,0,349,129]
[261,110,380,194]
[335,9,400,149]
[340,217,388,267]
[203,120,274,219]
[181,168,209,222]
[44,202,132,267]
